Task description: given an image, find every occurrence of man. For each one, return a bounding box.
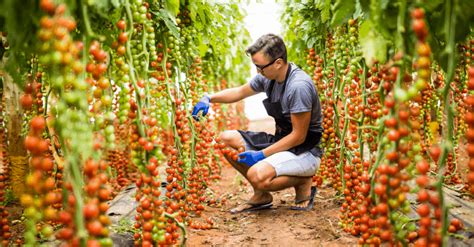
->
[192,34,323,213]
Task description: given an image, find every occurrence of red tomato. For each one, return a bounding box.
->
[83,203,99,219]
[417,204,430,217]
[116,20,126,30]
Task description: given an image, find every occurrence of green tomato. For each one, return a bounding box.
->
[25,218,36,229]
[24,231,36,244]
[415,79,427,90]
[157,232,166,243]
[101,95,112,107]
[106,133,115,142]
[52,77,64,90]
[121,64,130,73]
[388,198,399,209]
[52,51,62,64]
[105,111,115,121]
[95,116,105,127]
[39,53,51,64]
[394,88,408,102]
[407,223,416,232]
[105,125,114,135]
[402,203,411,214]
[100,238,114,247]
[122,74,130,81]
[75,79,88,91]
[41,225,54,238]
[412,144,422,153]
[396,230,406,240]
[63,92,77,105]
[133,13,140,21]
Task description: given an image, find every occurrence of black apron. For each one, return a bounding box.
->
[238,65,322,156]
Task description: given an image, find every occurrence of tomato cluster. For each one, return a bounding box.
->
[21,116,58,246]
[83,159,113,245]
[0,86,11,246]
[294,2,474,244]
[466,66,474,193]
[309,37,343,190]
[1,0,250,245]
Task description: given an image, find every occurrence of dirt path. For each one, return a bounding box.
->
[186,163,357,247]
[187,117,357,246]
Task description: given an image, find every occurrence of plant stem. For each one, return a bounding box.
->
[438,0,457,244]
[124,0,145,139]
[79,0,95,38]
[164,212,187,246]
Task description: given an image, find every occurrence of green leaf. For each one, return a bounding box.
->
[88,0,110,13]
[359,20,388,66]
[307,36,317,49]
[188,1,198,21]
[353,0,364,20]
[380,0,390,10]
[358,0,370,16]
[455,0,474,42]
[320,0,331,23]
[152,9,179,38]
[380,4,398,31]
[424,0,444,12]
[111,0,121,8]
[331,0,355,26]
[165,0,180,17]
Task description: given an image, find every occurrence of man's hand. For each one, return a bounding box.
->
[237,150,265,166]
[192,95,210,120]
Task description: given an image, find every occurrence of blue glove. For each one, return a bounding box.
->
[237,151,265,166]
[192,95,210,120]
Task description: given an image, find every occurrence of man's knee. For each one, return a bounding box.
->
[247,165,272,190]
[219,130,242,148]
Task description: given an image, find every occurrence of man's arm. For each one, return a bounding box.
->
[261,111,311,157]
[209,83,258,104]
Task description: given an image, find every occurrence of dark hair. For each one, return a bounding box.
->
[245,34,287,63]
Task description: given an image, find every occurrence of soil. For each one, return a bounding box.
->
[187,117,357,246]
[5,201,24,246]
[186,164,358,247]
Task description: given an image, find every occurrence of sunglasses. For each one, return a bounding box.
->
[255,57,281,73]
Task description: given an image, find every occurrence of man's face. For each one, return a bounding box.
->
[251,51,282,80]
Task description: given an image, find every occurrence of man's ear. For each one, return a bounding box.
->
[276,58,284,69]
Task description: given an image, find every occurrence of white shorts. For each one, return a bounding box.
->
[242,136,321,177]
[263,151,321,177]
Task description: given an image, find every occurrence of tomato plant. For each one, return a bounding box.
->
[282,0,474,245]
[1,0,249,246]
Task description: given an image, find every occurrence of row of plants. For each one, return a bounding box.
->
[282,0,473,246]
[0,0,250,246]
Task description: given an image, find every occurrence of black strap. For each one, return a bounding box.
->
[266,64,292,100]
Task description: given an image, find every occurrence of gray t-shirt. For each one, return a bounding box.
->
[248,63,323,156]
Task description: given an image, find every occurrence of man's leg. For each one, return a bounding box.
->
[246,154,317,209]
[247,162,311,186]
[219,131,273,206]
